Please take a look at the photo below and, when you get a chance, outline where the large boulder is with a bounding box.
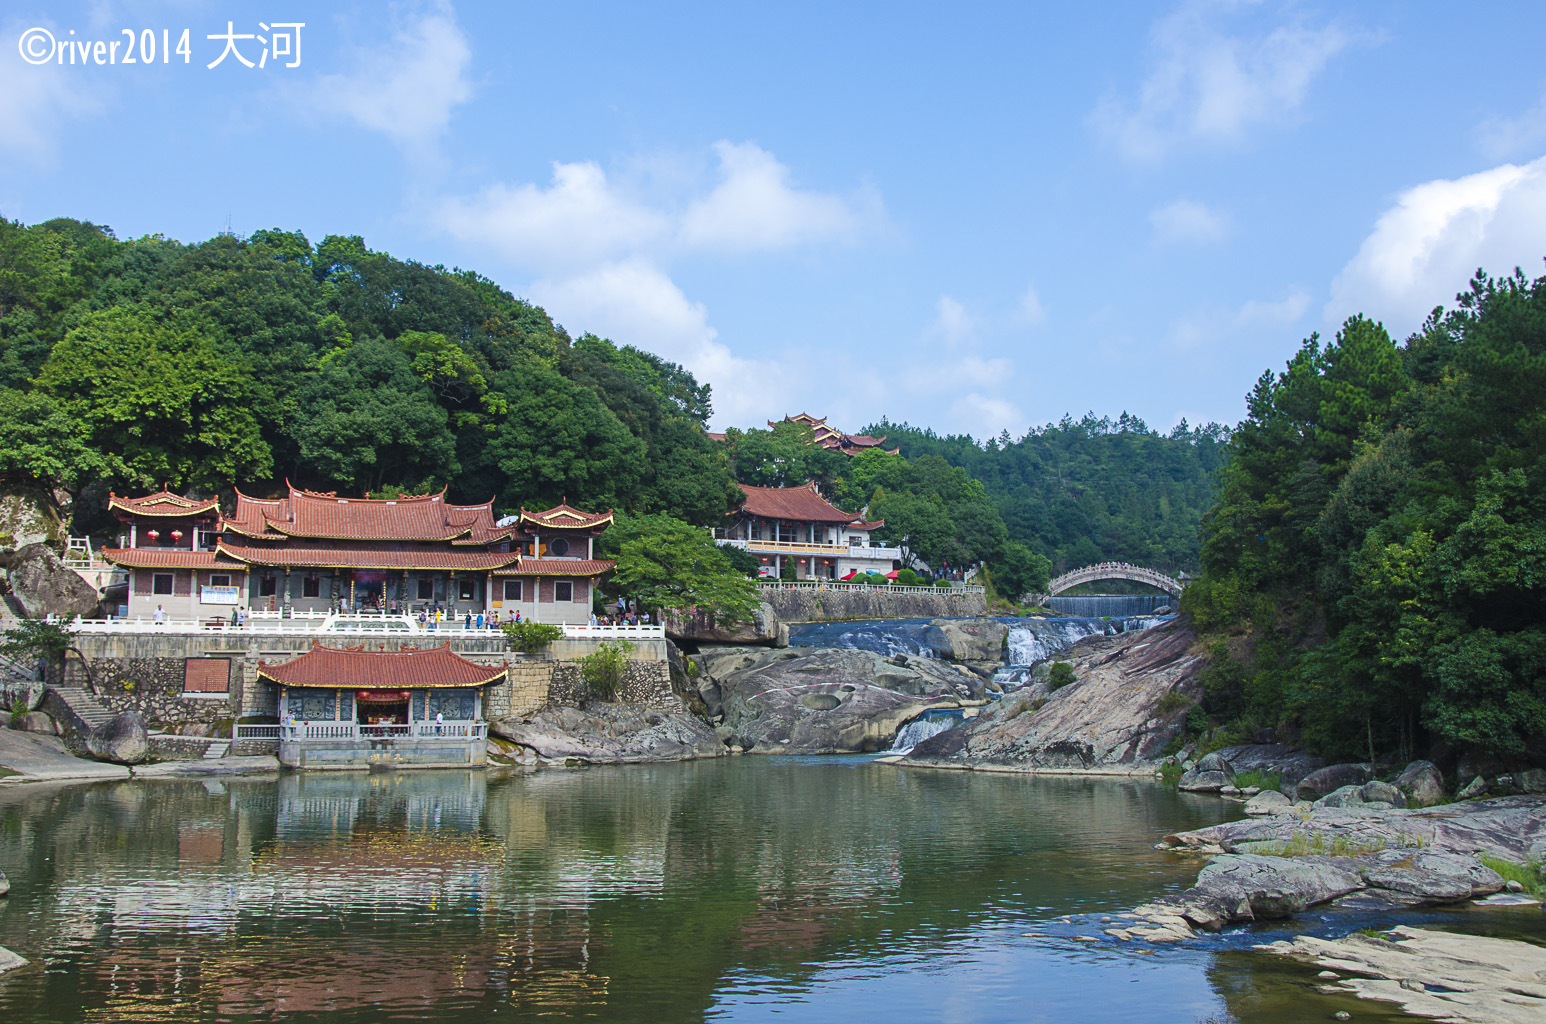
[1393,760,1446,808]
[906,616,1205,771]
[0,482,66,551]
[492,703,725,763]
[1296,763,1374,801]
[698,646,974,754]
[1359,850,1503,903]
[1244,790,1293,815]
[923,618,1007,662]
[10,711,58,736]
[1514,768,1546,795]
[1208,743,1325,792]
[6,542,100,620]
[663,601,788,647]
[1196,854,1366,917]
[85,711,149,765]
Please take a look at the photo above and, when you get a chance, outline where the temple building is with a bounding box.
[771,413,899,456]
[102,484,614,623]
[716,482,901,579]
[259,643,500,768]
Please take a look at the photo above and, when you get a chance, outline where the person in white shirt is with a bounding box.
[435,710,444,735]
[153,605,165,625]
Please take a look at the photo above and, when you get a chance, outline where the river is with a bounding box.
[0,764,1418,1023]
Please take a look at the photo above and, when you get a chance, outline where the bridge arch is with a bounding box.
[1038,562,1186,602]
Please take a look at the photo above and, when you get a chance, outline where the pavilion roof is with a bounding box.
[492,558,616,577]
[258,642,507,690]
[101,549,242,569]
[108,490,220,519]
[215,541,519,571]
[224,483,517,544]
[733,482,863,523]
[517,503,614,531]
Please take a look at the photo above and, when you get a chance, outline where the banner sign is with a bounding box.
[200,585,240,604]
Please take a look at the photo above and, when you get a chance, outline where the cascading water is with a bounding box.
[787,613,1173,692]
[991,614,1169,688]
[787,618,945,657]
[1047,594,1172,617]
[888,709,964,754]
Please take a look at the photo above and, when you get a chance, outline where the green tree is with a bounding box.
[33,305,272,491]
[606,513,760,624]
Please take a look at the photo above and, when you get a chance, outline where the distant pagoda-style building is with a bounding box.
[772,413,899,456]
[102,484,614,623]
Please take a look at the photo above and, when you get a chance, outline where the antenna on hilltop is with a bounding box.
[219,210,235,238]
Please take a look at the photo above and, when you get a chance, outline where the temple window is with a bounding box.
[550,537,570,556]
[555,580,573,602]
[302,576,321,598]
[458,579,475,601]
[417,578,434,601]
[153,573,174,595]
[210,574,231,589]
[260,576,277,597]
[503,580,522,601]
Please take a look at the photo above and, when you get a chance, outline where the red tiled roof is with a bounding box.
[101,549,243,569]
[108,491,219,518]
[224,483,516,544]
[216,541,519,571]
[734,482,862,523]
[493,558,615,577]
[518,503,614,531]
[847,519,885,531]
[258,643,507,690]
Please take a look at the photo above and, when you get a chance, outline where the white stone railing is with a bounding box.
[279,721,488,741]
[233,724,281,740]
[46,617,664,640]
[757,580,984,596]
[716,537,904,560]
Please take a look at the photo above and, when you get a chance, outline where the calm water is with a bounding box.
[0,762,1435,1023]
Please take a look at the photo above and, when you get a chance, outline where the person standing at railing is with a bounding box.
[153,605,165,626]
[464,611,472,630]
[435,710,444,735]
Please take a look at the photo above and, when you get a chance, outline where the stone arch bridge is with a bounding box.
[1032,562,1186,605]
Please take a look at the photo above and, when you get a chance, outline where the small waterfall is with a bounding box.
[1047,594,1172,617]
[998,614,1168,678]
[888,709,964,754]
[788,618,944,657]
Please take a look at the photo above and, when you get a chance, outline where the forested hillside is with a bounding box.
[0,217,741,537]
[867,415,1229,574]
[1183,269,1546,766]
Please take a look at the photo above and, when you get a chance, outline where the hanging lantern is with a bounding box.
[146,529,160,541]
[170,529,184,541]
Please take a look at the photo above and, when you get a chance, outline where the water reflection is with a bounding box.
[0,762,1441,1023]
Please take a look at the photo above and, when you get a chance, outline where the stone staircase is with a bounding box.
[202,740,229,759]
[51,687,114,731]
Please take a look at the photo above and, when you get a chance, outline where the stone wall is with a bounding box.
[760,587,987,623]
[65,631,671,726]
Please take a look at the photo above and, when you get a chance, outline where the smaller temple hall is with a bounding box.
[260,642,503,769]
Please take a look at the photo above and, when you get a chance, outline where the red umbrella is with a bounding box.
[883,570,900,580]
[839,570,859,581]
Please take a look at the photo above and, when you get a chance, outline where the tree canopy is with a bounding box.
[1183,268,1546,765]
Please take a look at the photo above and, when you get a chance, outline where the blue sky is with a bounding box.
[5,1,1546,437]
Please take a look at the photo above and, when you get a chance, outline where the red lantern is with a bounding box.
[170,529,184,541]
[146,529,160,541]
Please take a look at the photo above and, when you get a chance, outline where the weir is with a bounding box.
[1046,594,1172,617]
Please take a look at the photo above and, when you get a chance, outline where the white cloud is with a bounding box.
[529,259,794,428]
[678,141,874,251]
[1170,288,1310,349]
[438,162,669,271]
[1092,0,1352,162]
[1476,93,1546,161]
[1327,156,1546,334]
[1150,198,1231,243]
[0,20,105,161]
[947,393,1025,440]
[1016,283,1046,325]
[932,295,975,347]
[312,1,473,152]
